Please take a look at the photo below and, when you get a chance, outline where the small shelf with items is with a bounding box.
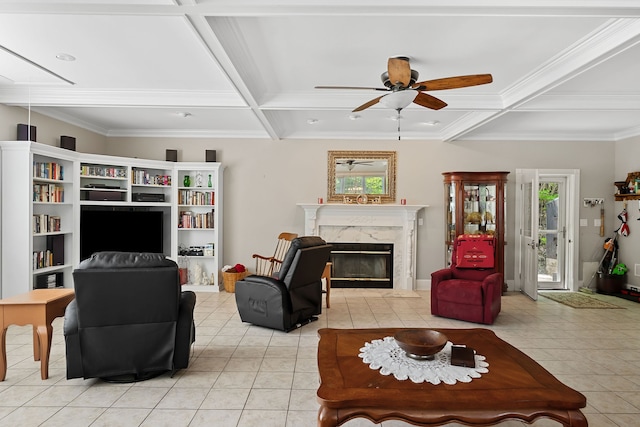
[614,173,640,201]
[80,162,128,203]
[131,166,172,205]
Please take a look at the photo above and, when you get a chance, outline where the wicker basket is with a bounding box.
[222,271,248,293]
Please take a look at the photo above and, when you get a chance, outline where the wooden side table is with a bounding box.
[322,262,331,308]
[0,288,75,381]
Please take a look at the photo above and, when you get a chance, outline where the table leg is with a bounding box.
[32,325,40,361]
[35,324,53,380]
[322,262,331,309]
[317,405,338,427]
[0,327,7,381]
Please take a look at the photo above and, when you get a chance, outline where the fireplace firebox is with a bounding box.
[329,242,393,288]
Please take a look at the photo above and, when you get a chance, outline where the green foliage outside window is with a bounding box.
[336,175,385,194]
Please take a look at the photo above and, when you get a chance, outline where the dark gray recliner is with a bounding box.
[64,252,196,382]
[235,236,331,332]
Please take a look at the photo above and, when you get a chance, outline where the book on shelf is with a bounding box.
[33,214,61,234]
[33,250,55,269]
[178,190,215,205]
[132,169,171,186]
[178,209,214,229]
[33,161,64,180]
[33,183,64,203]
[34,272,63,289]
[32,235,64,268]
[81,165,126,178]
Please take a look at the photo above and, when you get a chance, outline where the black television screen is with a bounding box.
[80,209,164,260]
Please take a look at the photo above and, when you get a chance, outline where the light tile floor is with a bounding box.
[0,289,639,426]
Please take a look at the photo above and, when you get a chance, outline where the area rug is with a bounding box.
[539,292,624,309]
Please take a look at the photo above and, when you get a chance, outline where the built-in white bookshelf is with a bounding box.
[0,142,224,297]
[174,164,223,292]
[0,142,77,296]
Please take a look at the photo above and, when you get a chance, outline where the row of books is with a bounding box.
[33,161,64,180]
[33,250,58,270]
[179,210,214,229]
[81,165,126,178]
[33,214,61,234]
[33,184,64,203]
[132,170,171,186]
[34,272,63,289]
[178,190,215,206]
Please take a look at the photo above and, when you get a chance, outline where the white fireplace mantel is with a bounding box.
[298,203,427,290]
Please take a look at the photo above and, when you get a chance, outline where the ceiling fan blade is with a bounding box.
[353,96,383,112]
[413,74,493,91]
[315,85,388,91]
[413,92,447,110]
[387,57,411,87]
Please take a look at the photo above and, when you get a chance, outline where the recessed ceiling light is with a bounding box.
[423,120,440,126]
[348,114,361,120]
[55,53,76,61]
[176,112,192,118]
[307,118,318,125]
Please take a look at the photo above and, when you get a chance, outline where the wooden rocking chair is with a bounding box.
[252,232,298,277]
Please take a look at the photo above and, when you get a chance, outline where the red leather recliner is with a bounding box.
[431,236,502,324]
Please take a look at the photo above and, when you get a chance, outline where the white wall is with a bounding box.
[0,104,108,153]
[104,136,616,288]
[614,135,640,288]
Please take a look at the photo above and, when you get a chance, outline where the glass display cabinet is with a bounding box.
[443,171,509,290]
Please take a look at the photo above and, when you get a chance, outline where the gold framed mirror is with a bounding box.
[327,150,396,203]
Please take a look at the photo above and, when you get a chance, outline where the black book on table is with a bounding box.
[450,346,476,368]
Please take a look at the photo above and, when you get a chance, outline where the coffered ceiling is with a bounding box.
[1,1,640,141]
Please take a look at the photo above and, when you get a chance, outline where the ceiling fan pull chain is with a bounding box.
[397,108,402,141]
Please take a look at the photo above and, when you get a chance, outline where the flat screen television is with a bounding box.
[80,208,164,260]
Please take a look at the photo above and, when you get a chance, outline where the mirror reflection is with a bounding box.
[327,151,396,203]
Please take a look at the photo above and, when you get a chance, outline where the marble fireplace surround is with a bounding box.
[298,204,427,290]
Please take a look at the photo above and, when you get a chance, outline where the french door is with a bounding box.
[516,169,579,299]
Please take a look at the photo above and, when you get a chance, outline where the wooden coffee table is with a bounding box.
[317,328,587,427]
[0,288,75,381]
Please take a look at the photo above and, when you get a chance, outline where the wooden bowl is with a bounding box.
[394,329,448,360]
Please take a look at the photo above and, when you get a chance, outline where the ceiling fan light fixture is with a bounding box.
[380,90,418,110]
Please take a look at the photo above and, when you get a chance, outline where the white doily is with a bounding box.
[359,337,489,385]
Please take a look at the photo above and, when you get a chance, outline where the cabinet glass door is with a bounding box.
[463,183,497,237]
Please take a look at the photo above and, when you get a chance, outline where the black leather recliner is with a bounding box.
[64,252,196,382]
[235,236,332,332]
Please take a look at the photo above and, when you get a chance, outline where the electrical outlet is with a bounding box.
[635,264,640,277]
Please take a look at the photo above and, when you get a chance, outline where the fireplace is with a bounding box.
[329,242,393,288]
[298,203,427,290]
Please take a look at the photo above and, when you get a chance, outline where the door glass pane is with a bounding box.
[538,182,560,283]
[524,182,532,236]
[463,183,497,236]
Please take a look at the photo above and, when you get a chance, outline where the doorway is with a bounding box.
[537,177,566,290]
[515,169,580,299]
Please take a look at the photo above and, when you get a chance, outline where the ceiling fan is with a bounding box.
[337,159,373,171]
[315,56,493,113]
